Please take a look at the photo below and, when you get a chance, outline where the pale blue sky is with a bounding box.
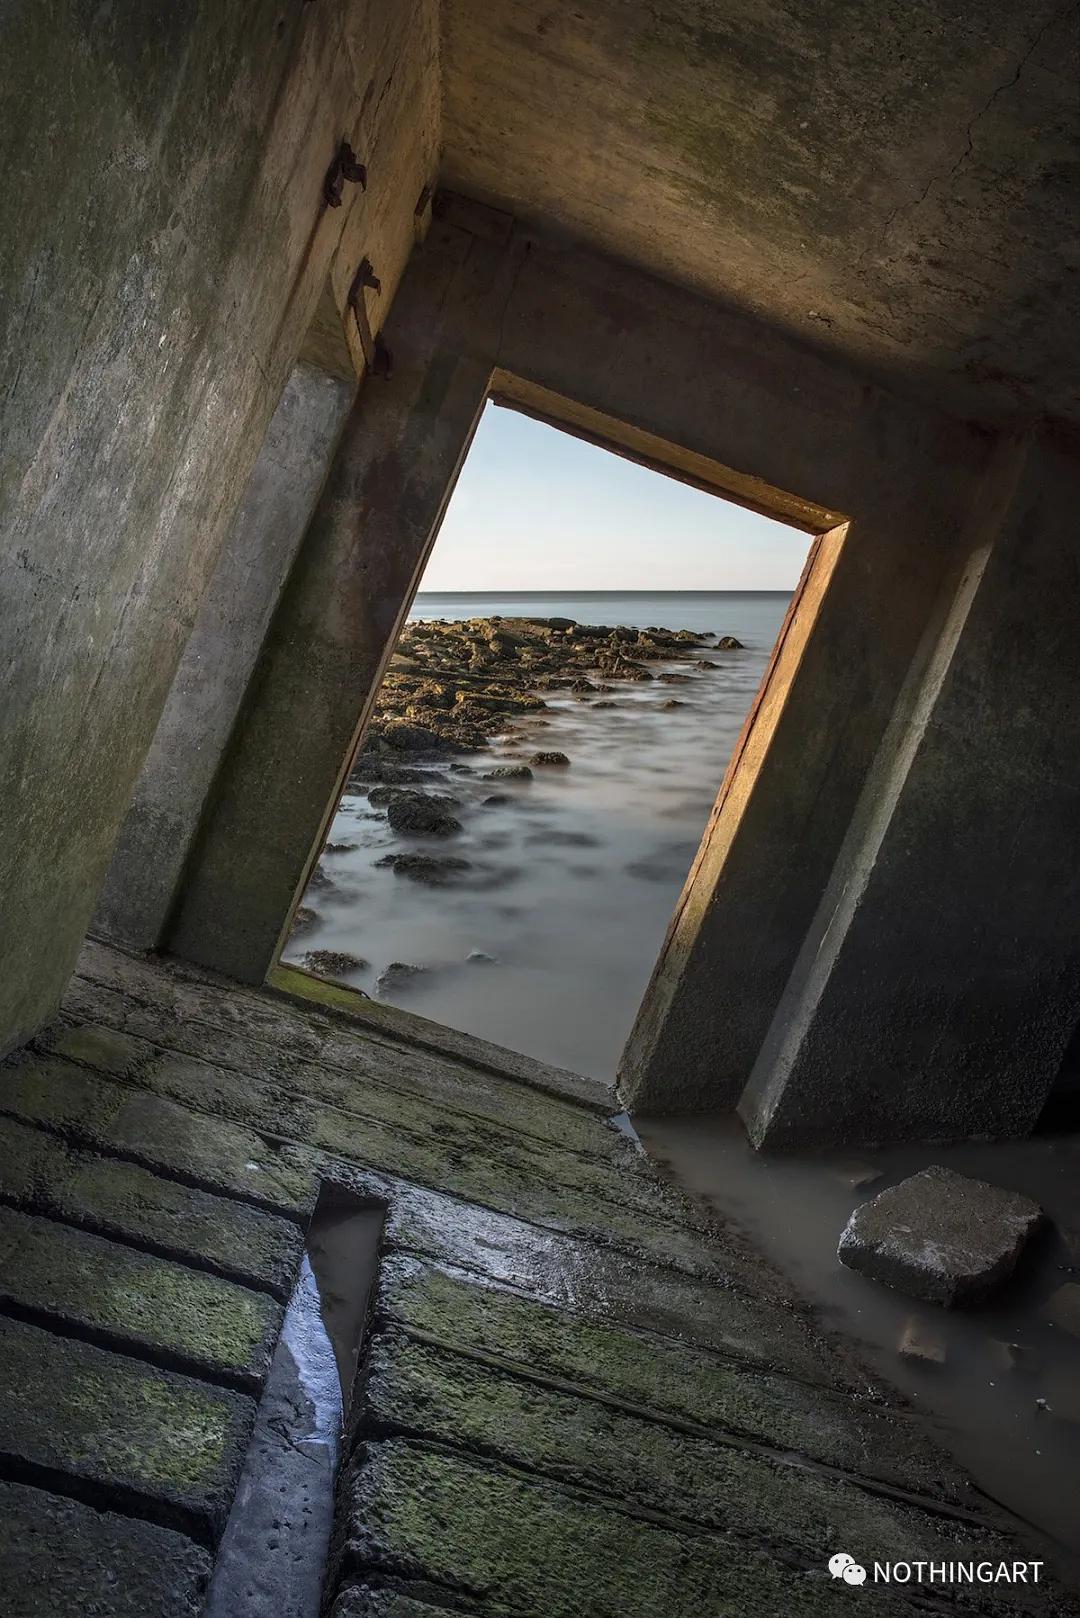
[421,402,810,591]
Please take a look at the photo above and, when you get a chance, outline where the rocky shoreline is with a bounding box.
[289,615,743,980]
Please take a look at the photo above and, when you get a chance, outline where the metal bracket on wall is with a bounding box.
[324,140,367,209]
[347,258,387,375]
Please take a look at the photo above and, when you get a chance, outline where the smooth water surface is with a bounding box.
[284,591,791,1080]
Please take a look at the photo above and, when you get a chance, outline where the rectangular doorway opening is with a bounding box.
[279,396,825,1085]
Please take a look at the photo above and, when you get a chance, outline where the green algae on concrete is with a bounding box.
[0,1114,304,1297]
[0,1477,211,1618]
[0,1315,254,1535]
[47,1020,773,1288]
[374,1253,965,1499]
[0,1049,316,1216]
[337,1438,919,1618]
[358,1334,1005,1572]
[0,1206,281,1387]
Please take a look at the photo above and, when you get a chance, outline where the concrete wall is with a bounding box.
[740,426,1080,1147]
[0,0,438,1055]
[166,224,498,981]
[93,362,355,952]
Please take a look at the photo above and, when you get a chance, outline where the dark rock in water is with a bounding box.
[307,864,333,889]
[375,853,471,885]
[484,764,533,781]
[568,678,594,693]
[542,616,576,630]
[368,784,459,810]
[716,635,744,649]
[531,751,570,767]
[303,949,368,976]
[290,905,319,935]
[592,700,617,709]
[662,699,685,709]
[385,793,463,837]
[838,1166,1045,1306]
[349,756,426,785]
[376,961,427,995]
[324,841,358,854]
[467,949,498,964]
[482,793,512,806]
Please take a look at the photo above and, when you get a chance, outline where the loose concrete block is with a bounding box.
[0,1206,281,1388]
[0,1478,211,1617]
[374,1254,963,1498]
[337,1439,919,1618]
[0,1115,304,1298]
[358,1332,989,1548]
[0,1316,255,1537]
[838,1167,1044,1305]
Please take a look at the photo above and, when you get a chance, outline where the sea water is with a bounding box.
[283,590,790,1080]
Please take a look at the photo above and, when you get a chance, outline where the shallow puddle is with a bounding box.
[637,1111,1080,1572]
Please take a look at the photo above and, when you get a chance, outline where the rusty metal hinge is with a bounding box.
[324,141,367,209]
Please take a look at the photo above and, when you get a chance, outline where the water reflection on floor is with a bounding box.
[284,633,778,1079]
[637,1111,1080,1573]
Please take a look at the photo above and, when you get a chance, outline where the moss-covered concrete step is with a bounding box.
[38,1021,775,1291]
[336,1439,923,1618]
[0,1049,316,1218]
[0,1205,281,1388]
[357,1335,1006,1573]
[372,1254,963,1499]
[74,939,615,1114]
[0,1316,255,1539]
[65,969,616,1155]
[324,1169,860,1388]
[0,1114,304,1297]
[0,1477,211,1617]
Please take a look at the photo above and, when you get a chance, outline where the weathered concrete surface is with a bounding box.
[0,0,438,1057]
[331,1591,449,1618]
[373,1254,960,1496]
[166,225,495,984]
[0,1049,317,1219]
[443,0,1080,427]
[0,1116,304,1297]
[2,942,1070,1611]
[0,1315,255,1538]
[358,1333,999,1558]
[94,362,355,952]
[268,961,616,1112]
[740,429,1080,1147]
[838,1167,1045,1306]
[0,1205,281,1387]
[38,1015,764,1287]
[335,1439,922,1618]
[0,1478,211,1618]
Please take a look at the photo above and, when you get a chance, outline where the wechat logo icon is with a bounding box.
[829,1553,868,1586]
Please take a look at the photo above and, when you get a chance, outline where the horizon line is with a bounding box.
[414,585,795,594]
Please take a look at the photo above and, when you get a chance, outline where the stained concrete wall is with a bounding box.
[0,0,438,1056]
[165,224,498,981]
[161,195,989,1072]
[93,362,355,953]
[740,426,1080,1148]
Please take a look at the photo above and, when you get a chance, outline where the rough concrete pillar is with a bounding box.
[92,363,355,953]
[738,427,1080,1148]
[165,225,492,982]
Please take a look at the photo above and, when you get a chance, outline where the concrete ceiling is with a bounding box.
[441,0,1080,425]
